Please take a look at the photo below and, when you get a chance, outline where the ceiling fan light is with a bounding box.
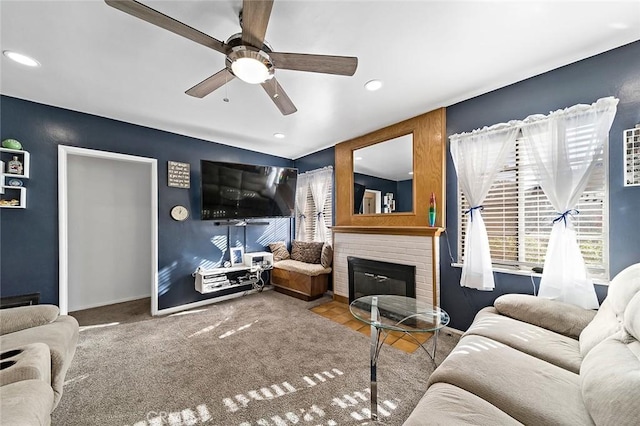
[232,57,270,84]
[228,46,274,85]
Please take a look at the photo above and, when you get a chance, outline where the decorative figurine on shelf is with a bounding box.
[7,156,23,175]
[429,192,437,227]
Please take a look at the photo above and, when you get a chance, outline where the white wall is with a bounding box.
[67,155,151,311]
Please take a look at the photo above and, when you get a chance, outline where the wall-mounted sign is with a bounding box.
[168,161,190,188]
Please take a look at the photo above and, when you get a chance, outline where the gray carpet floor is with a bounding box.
[53,290,459,425]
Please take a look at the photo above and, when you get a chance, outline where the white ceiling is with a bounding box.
[354,133,413,181]
[1,1,639,160]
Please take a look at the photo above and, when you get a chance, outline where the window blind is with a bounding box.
[458,134,608,279]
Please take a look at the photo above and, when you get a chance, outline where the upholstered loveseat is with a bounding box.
[404,263,640,425]
[0,304,79,425]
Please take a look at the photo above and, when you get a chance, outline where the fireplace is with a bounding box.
[347,257,416,303]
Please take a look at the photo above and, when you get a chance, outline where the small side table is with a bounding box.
[349,295,450,421]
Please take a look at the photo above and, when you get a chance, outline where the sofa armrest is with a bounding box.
[0,305,60,335]
[494,294,596,339]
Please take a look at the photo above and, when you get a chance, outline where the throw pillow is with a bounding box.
[321,244,333,268]
[291,240,324,264]
[268,241,290,261]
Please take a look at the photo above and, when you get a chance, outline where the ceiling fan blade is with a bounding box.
[186,69,234,98]
[241,0,274,48]
[261,77,297,115]
[270,52,358,76]
[105,0,227,54]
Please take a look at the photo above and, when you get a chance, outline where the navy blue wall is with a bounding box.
[442,40,640,330]
[0,96,294,310]
[294,146,334,173]
[353,173,396,207]
[396,179,413,212]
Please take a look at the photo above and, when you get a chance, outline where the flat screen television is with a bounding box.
[201,160,297,220]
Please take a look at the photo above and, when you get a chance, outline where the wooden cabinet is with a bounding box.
[271,267,329,301]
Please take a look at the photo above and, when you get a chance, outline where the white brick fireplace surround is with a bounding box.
[333,230,441,307]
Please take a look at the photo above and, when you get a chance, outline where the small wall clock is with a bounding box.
[170,205,189,221]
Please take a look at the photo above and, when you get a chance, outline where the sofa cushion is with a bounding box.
[320,244,333,268]
[273,260,331,277]
[580,263,640,356]
[404,382,523,426]
[624,292,640,341]
[290,240,323,264]
[580,332,640,425]
[0,305,59,335]
[0,315,79,408]
[0,379,54,425]
[268,241,290,261]
[0,342,51,387]
[428,335,593,426]
[464,307,582,373]
[494,294,596,339]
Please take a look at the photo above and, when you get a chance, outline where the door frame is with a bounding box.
[364,189,382,214]
[58,146,158,315]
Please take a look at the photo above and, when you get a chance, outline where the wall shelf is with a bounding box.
[624,125,640,186]
[0,148,30,179]
[0,148,30,208]
[194,263,271,294]
[0,187,26,208]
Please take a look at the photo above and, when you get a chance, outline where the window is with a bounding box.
[297,170,333,244]
[458,134,608,280]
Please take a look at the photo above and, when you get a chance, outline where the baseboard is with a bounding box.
[333,294,348,304]
[155,287,273,316]
[70,294,150,313]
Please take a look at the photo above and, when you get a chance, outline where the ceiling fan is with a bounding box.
[105,0,358,115]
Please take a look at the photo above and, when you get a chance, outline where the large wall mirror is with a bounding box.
[334,107,446,228]
[353,134,413,214]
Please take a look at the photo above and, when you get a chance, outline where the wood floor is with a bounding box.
[310,299,433,354]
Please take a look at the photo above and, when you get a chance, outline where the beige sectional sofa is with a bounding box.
[0,305,79,425]
[404,263,640,425]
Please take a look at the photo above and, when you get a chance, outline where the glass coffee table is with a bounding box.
[349,295,450,421]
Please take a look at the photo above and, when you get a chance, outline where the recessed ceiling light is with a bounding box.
[408,171,414,175]
[3,50,40,67]
[610,22,629,30]
[355,156,363,161]
[364,80,383,91]
[273,133,285,139]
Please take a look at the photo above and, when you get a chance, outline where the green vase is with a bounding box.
[2,139,22,150]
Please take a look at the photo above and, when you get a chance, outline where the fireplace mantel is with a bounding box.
[332,226,444,237]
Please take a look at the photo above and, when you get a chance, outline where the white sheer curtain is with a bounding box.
[521,96,618,309]
[451,124,519,290]
[308,167,333,243]
[294,173,309,240]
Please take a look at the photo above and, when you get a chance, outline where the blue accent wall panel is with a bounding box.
[0,96,294,310]
[396,179,413,212]
[353,173,397,202]
[442,40,640,330]
[294,146,335,173]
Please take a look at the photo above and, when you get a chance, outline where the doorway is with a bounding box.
[363,190,381,214]
[58,146,158,315]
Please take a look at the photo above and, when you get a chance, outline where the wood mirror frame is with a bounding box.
[335,107,446,228]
